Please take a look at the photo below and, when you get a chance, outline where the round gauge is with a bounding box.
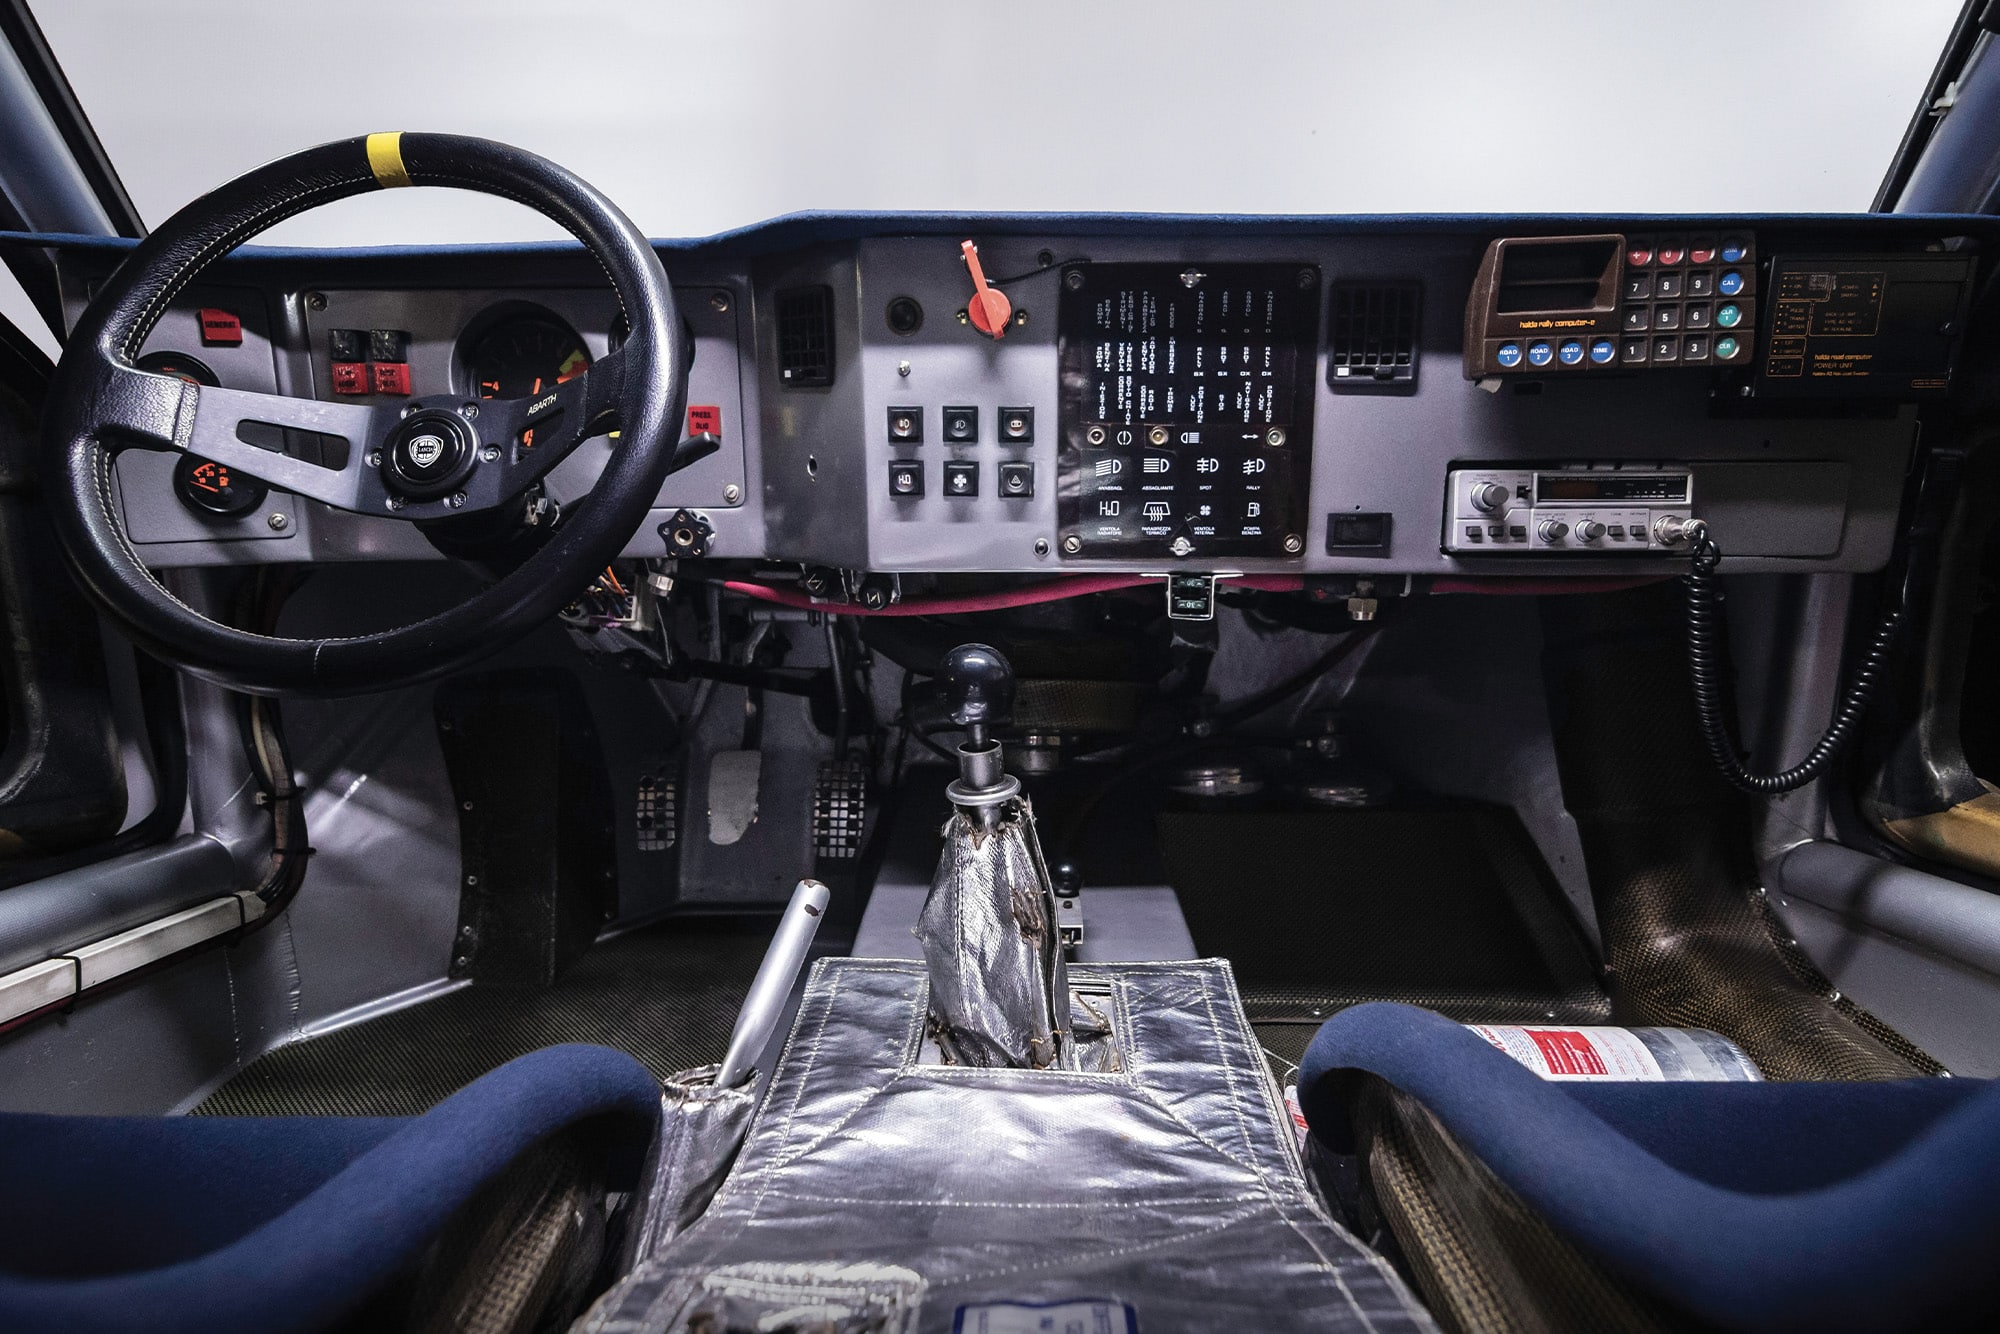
[135,350,219,387]
[464,315,590,400]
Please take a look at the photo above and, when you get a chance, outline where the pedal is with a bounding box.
[813,760,868,861]
[635,765,678,852]
[707,749,762,846]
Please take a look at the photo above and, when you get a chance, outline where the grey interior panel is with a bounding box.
[1767,840,2000,1075]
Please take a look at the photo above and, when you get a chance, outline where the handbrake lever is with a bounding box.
[717,878,831,1087]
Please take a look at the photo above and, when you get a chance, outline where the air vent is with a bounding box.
[776,285,835,388]
[1327,283,1421,394]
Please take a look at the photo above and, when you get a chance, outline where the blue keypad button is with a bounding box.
[1496,342,1523,368]
[1720,238,1748,263]
[1590,338,1617,364]
[1715,335,1741,360]
[1527,341,1554,367]
[1717,270,1745,296]
[1558,340,1585,366]
[1715,303,1742,329]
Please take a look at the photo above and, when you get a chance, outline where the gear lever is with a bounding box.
[940,643,1020,832]
[914,644,1072,1069]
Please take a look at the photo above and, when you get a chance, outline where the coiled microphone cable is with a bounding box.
[1683,522,1904,794]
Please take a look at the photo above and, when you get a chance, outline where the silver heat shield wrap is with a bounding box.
[912,801,1071,1069]
[619,1065,758,1267]
[577,958,1436,1333]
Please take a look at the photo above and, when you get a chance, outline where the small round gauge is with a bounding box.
[464,315,590,400]
[135,350,219,387]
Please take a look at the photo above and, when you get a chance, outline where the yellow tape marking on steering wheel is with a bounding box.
[366,133,412,189]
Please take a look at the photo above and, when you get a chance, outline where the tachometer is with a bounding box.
[465,315,590,400]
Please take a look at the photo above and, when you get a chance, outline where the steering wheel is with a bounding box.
[43,133,697,695]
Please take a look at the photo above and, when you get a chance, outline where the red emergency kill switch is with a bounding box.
[196,308,242,346]
[331,363,368,395]
[687,404,722,437]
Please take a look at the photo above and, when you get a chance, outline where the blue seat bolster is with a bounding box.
[0,1042,662,1334]
[1299,1002,2000,1332]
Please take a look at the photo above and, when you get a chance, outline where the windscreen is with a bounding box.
[20,0,1970,247]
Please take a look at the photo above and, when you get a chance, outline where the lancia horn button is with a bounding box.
[383,409,477,501]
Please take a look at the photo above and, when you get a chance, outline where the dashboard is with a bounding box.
[29,212,1992,578]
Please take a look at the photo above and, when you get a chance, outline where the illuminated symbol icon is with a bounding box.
[521,427,537,450]
[1143,457,1170,474]
[1241,458,1267,475]
[1116,429,1133,446]
[1097,499,1121,517]
[1142,501,1171,521]
[191,461,226,493]
[1244,501,1261,518]
[950,472,970,492]
[1197,503,1213,517]
[408,434,446,468]
[1093,458,1124,477]
[1195,457,1221,474]
[1170,536,1194,556]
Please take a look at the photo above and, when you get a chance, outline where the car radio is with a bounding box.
[1444,465,1697,553]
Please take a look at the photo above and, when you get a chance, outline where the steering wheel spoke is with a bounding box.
[485,344,626,485]
[164,375,390,512]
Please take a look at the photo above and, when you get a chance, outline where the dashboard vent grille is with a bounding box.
[1327,282,1421,394]
[776,285,835,388]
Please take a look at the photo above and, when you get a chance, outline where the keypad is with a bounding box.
[1621,233,1756,367]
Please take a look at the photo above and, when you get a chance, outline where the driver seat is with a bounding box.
[1300,1003,2000,1332]
[0,1043,661,1334]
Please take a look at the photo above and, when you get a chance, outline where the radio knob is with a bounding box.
[1537,519,1570,544]
[1575,520,1606,542]
[1470,482,1510,513]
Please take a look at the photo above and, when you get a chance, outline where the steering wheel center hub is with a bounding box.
[383,409,477,500]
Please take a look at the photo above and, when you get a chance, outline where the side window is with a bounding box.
[1866,447,2000,876]
[0,316,130,867]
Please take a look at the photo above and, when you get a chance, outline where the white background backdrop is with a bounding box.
[3,0,1966,353]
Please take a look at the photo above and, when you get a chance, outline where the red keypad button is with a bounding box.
[1658,244,1686,266]
[331,362,368,395]
[197,308,243,346]
[1689,245,1717,265]
[369,361,411,396]
[687,404,722,437]
[1627,245,1655,267]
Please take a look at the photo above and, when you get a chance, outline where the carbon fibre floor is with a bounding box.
[1157,806,1612,1083]
[195,919,768,1117]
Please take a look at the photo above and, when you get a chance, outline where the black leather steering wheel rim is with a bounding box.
[43,132,688,696]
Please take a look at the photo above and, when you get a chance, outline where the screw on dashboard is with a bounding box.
[723,483,742,504]
[305,292,327,311]
[1064,269,1086,291]
[267,513,288,531]
[709,292,731,313]
[1284,534,1304,554]
[1062,535,1083,554]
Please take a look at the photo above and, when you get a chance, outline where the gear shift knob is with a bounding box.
[940,643,1014,746]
